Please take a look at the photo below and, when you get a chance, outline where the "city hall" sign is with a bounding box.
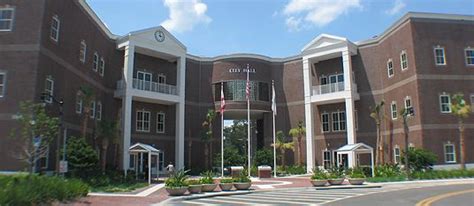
[228,67,256,73]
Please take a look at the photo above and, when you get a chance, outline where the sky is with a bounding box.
[87,0,473,58]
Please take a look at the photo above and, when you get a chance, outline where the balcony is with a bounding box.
[310,82,359,104]
[116,79,178,95]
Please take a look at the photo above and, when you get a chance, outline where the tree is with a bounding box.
[401,148,437,172]
[370,100,385,165]
[289,121,305,166]
[78,86,95,139]
[272,130,294,167]
[10,101,59,174]
[66,136,99,178]
[450,93,471,170]
[400,107,411,177]
[201,109,217,169]
[97,120,119,172]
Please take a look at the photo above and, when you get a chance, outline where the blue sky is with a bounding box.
[87,0,473,58]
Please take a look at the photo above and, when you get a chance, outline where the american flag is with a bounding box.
[246,64,250,101]
[272,80,277,116]
[220,82,225,114]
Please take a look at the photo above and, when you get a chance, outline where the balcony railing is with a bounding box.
[312,82,357,95]
[116,79,178,95]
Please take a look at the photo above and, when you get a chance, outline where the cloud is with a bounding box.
[161,0,211,33]
[385,0,406,15]
[282,0,361,31]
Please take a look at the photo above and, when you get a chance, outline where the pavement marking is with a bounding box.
[214,195,312,205]
[415,189,474,206]
[181,200,213,205]
[186,197,254,205]
[243,193,333,201]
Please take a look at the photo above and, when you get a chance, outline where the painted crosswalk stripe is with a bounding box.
[186,197,254,205]
[246,193,351,199]
[242,193,331,201]
[181,200,215,205]
[213,195,312,205]
[259,191,358,197]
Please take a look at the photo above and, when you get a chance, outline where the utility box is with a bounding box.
[258,166,272,178]
[230,166,244,178]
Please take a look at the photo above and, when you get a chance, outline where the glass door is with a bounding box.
[137,71,152,91]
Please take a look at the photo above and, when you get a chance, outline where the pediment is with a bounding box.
[301,34,348,52]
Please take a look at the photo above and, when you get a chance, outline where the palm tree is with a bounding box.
[272,130,295,167]
[289,121,305,166]
[370,100,385,165]
[97,120,119,172]
[78,86,95,139]
[451,93,471,170]
[201,109,217,169]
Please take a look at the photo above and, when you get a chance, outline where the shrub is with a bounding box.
[327,167,345,179]
[199,171,215,184]
[66,137,99,178]
[253,148,274,168]
[311,168,327,180]
[233,170,251,183]
[213,147,247,168]
[219,178,234,184]
[402,148,437,172]
[349,167,366,179]
[186,179,201,186]
[374,164,402,177]
[165,170,189,188]
[277,165,306,176]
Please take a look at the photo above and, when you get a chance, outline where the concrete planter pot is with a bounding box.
[233,182,252,190]
[310,179,328,187]
[187,185,202,194]
[348,178,366,185]
[219,183,234,191]
[328,178,344,185]
[201,184,217,192]
[166,187,188,196]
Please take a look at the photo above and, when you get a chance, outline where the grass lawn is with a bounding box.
[90,182,149,193]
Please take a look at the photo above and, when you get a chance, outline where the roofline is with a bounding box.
[78,0,119,40]
[356,12,474,46]
[186,53,302,63]
[117,26,187,51]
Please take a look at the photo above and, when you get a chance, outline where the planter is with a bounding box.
[233,182,252,190]
[201,184,218,192]
[348,178,366,185]
[310,179,328,187]
[166,187,188,196]
[188,185,202,194]
[328,178,344,185]
[219,183,234,191]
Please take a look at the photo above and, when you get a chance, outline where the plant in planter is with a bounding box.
[310,168,328,187]
[186,179,202,194]
[219,178,234,191]
[327,167,345,185]
[348,167,366,185]
[232,171,252,190]
[165,170,189,196]
[200,171,217,192]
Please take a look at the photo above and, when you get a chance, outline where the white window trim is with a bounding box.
[50,15,60,42]
[45,77,54,103]
[136,110,151,132]
[387,58,394,78]
[75,96,83,114]
[393,145,401,164]
[322,149,332,169]
[408,143,415,150]
[129,154,136,169]
[90,101,96,119]
[79,40,87,63]
[40,146,50,169]
[0,8,15,32]
[96,101,102,120]
[93,52,99,72]
[157,74,166,84]
[321,112,330,133]
[0,72,6,97]
[433,46,446,66]
[400,50,408,71]
[465,47,474,66]
[439,93,452,113]
[443,143,456,163]
[99,57,105,76]
[391,101,398,120]
[404,96,413,117]
[332,110,346,132]
[156,112,165,133]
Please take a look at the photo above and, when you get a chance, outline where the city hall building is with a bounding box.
[0,0,473,174]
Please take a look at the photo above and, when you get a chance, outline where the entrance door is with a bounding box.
[137,71,152,91]
[257,119,264,149]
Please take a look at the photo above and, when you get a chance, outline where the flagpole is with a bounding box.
[221,82,224,177]
[272,80,277,178]
[247,64,251,177]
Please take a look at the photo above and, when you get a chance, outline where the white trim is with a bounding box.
[393,145,401,164]
[79,40,87,63]
[156,112,165,133]
[0,7,15,32]
[0,72,6,97]
[75,93,83,114]
[50,15,60,42]
[90,101,96,119]
[433,46,446,66]
[404,96,413,116]
[443,142,456,163]
[44,77,54,103]
[157,74,166,84]
[322,149,332,169]
[391,101,398,120]
[93,52,99,72]
[387,58,394,78]
[136,110,151,132]
[400,50,408,71]
[465,47,474,66]
[99,57,105,76]
[439,93,452,113]
[331,110,346,132]
[321,112,330,133]
[96,101,102,120]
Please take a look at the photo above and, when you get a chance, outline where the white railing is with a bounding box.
[312,82,357,95]
[116,79,178,95]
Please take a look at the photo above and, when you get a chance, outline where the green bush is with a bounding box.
[311,168,327,180]
[213,147,247,169]
[277,165,306,176]
[66,137,99,178]
[411,169,474,180]
[233,170,251,183]
[220,178,234,183]
[402,148,437,172]
[348,167,366,178]
[374,164,402,177]
[199,171,215,184]
[186,179,201,186]
[0,175,88,205]
[253,148,274,168]
[327,167,345,179]
[165,170,189,188]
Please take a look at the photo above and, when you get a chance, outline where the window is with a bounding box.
[0,8,14,31]
[465,48,474,66]
[129,154,136,169]
[434,46,446,65]
[409,143,415,150]
[400,50,408,70]
[90,101,96,119]
[0,72,5,97]
[136,110,150,132]
[215,80,268,102]
[332,111,345,132]
[439,94,451,113]
[323,150,332,169]
[93,52,99,72]
[157,112,165,133]
[444,143,456,163]
[99,57,105,76]
[321,113,329,132]
[158,74,166,84]
[320,76,328,85]
[79,40,87,63]
[405,96,413,116]
[393,146,401,164]
[75,93,82,114]
[44,77,54,103]
[50,15,60,42]
[38,146,49,169]
[387,59,394,78]
[391,102,397,120]
[96,101,102,120]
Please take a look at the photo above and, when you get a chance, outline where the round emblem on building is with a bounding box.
[154,30,165,42]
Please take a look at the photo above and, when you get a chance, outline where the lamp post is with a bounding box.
[41,92,65,175]
[401,107,414,179]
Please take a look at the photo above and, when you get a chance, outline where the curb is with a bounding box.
[371,178,474,185]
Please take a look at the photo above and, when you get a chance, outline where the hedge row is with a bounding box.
[0,174,89,205]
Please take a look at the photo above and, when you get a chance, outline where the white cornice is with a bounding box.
[186,53,301,63]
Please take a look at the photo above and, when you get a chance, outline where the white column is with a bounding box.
[342,47,357,168]
[175,56,186,170]
[302,58,314,173]
[122,45,135,171]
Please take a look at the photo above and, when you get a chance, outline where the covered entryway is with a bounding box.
[129,143,164,184]
[335,143,374,177]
